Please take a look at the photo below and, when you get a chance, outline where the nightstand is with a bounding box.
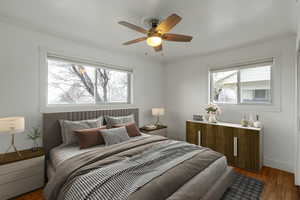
[140,125,168,137]
[0,148,45,200]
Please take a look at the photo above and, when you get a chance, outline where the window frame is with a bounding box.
[40,48,133,112]
[209,58,274,105]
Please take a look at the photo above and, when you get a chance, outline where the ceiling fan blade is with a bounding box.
[118,21,148,34]
[156,14,182,34]
[162,33,193,42]
[122,37,147,45]
[153,44,162,52]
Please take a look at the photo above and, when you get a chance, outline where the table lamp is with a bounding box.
[152,108,165,126]
[0,117,25,160]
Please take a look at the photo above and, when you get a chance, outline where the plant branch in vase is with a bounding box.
[27,127,41,152]
[205,103,222,123]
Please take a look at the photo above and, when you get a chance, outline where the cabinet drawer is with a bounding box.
[148,129,167,137]
[0,164,43,185]
[0,174,44,200]
[0,156,44,175]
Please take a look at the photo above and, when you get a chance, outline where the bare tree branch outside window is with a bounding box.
[47,59,129,105]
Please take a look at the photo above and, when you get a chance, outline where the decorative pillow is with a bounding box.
[113,123,141,137]
[59,117,103,145]
[74,126,107,149]
[100,127,130,145]
[105,114,135,128]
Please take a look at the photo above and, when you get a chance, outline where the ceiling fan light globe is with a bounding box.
[146,36,162,47]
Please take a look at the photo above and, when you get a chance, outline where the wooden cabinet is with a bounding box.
[186,120,262,172]
[0,148,45,200]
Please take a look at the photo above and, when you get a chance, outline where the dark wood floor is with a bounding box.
[14,166,300,200]
[235,167,300,200]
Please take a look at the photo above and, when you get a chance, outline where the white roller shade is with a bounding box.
[47,53,133,73]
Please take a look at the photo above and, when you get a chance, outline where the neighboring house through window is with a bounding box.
[210,58,273,105]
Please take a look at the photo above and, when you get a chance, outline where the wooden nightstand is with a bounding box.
[0,148,45,200]
[140,125,168,137]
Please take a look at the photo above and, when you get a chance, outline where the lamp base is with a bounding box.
[0,134,22,161]
[155,116,164,126]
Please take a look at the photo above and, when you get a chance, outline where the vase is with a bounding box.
[208,113,217,123]
[31,140,39,152]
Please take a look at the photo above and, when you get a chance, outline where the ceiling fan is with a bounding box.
[118,13,193,52]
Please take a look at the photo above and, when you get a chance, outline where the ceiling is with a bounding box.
[0,0,297,61]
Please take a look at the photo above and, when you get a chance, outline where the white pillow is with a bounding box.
[59,117,103,145]
[100,127,130,145]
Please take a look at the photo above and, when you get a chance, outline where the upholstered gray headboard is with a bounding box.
[42,108,139,160]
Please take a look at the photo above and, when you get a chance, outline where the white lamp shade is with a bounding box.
[152,108,165,116]
[0,117,25,134]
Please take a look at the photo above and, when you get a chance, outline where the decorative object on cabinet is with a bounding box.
[0,117,25,160]
[186,120,262,172]
[240,114,249,127]
[140,125,167,137]
[193,114,203,121]
[205,103,221,123]
[248,114,255,127]
[0,148,44,200]
[253,115,263,128]
[152,108,165,126]
[27,127,41,152]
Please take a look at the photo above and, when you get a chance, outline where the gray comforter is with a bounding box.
[44,135,223,200]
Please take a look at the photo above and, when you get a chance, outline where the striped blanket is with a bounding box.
[63,141,202,200]
[44,135,223,200]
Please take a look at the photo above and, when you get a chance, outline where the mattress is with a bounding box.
[47,160,55,180]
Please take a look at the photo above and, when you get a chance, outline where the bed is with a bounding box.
[43,108,235,200]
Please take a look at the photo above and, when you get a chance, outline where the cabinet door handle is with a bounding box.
[198,130,201,146]
[233,137,238,157]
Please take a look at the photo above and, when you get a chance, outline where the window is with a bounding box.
[210,59,273,105]
[47,56,132,105]
[211,69,238,104]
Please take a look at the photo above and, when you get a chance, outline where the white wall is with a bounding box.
[164,36,297,172]
[295,0,300,185]
[296,51,300,184]
[0,21,165,152]
[297,1,300,51]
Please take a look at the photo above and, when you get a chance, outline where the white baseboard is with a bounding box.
[264,158,294,173]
